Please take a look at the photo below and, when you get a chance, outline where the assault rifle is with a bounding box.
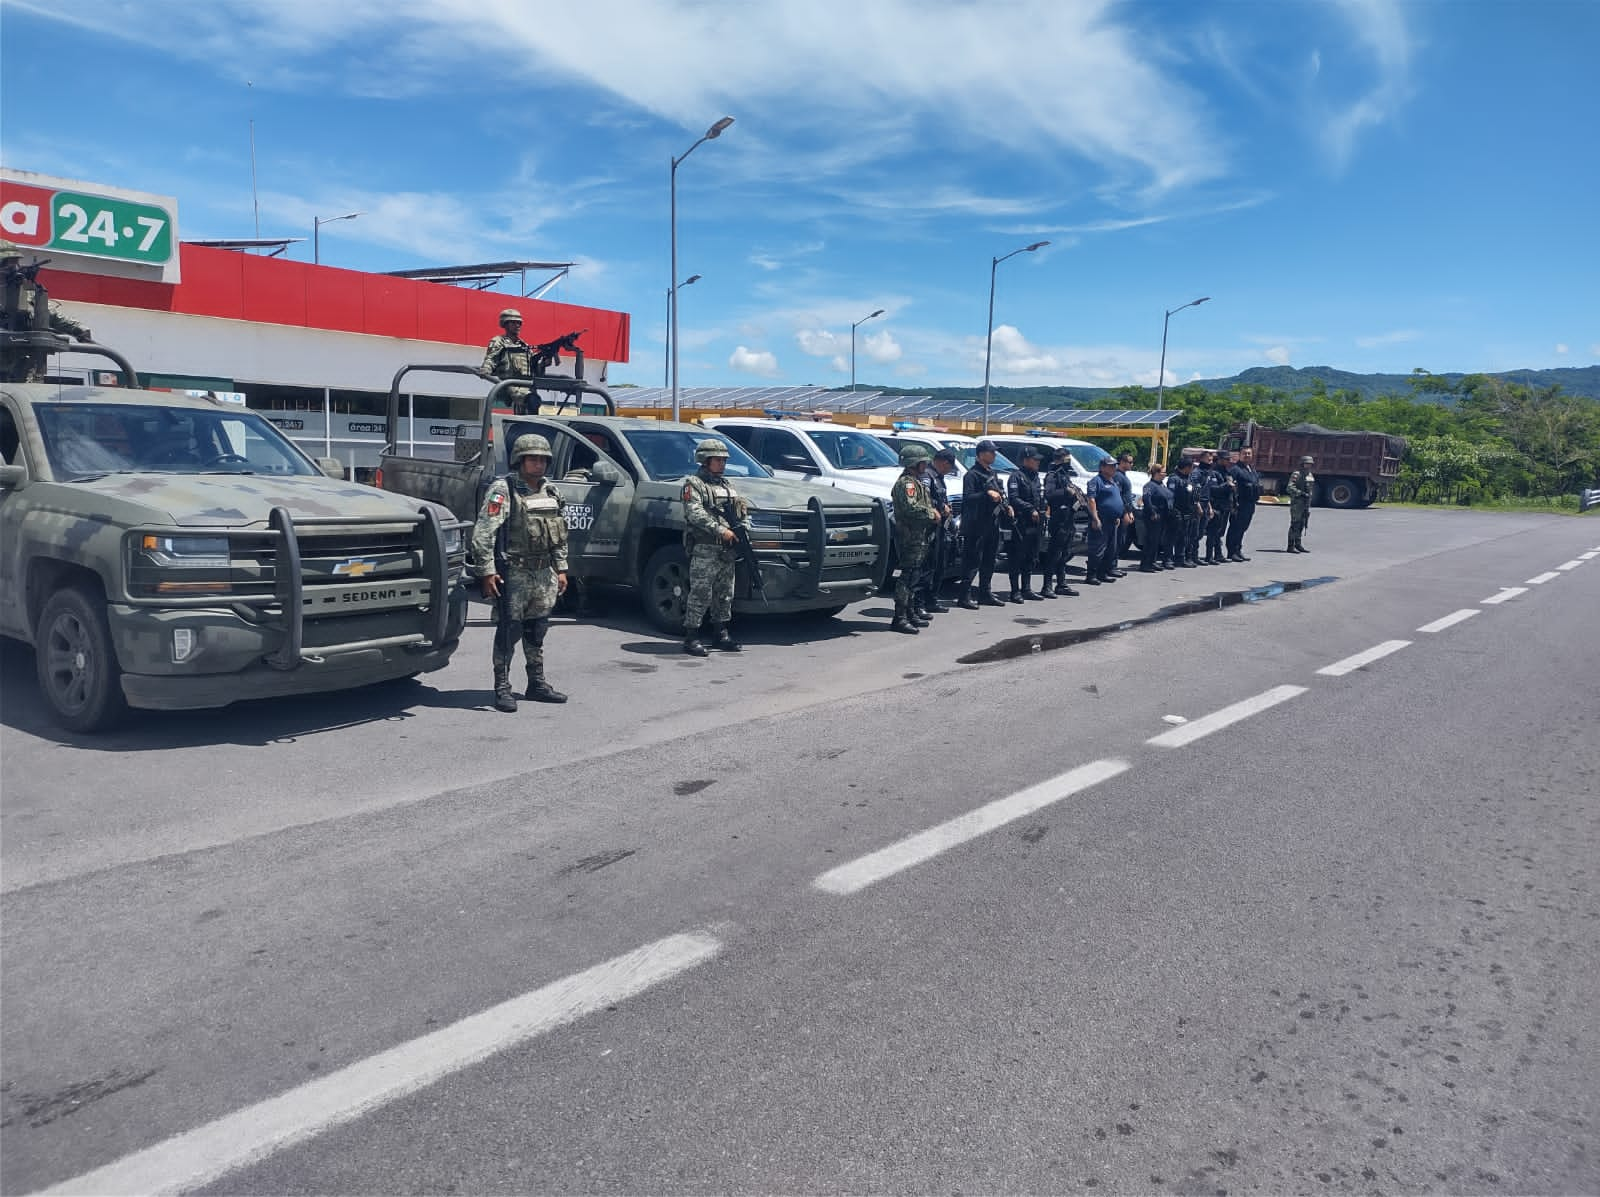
[721,502,769,606]
[531,329,586,377]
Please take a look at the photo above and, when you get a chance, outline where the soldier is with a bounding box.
[680,438,749,655]
[1138,462,1171,572]
[1166,457,1199,567]
[1042,445,1081,597]
[478,308,535,412]
[958,439,1009,609]
[915,447,958,618]
[1005,445,1047,601]
[471,434,570,712]
[1286,454,1315,553]
[1225,446,1262,561]
[890,443,942,633]
[1204,448,1236,563]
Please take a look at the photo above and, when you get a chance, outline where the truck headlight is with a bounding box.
[139,534,231,569]
[442,524,464,555]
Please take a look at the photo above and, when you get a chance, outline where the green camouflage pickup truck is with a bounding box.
[375,368,889,631]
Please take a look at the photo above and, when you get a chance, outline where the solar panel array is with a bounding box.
[612,387,1181,427]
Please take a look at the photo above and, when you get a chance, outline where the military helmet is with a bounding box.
[498,308,524,327]
[509,433,553,464]
[898,443,933,467]
[1300,455,1315,465]
[695,437,730,463]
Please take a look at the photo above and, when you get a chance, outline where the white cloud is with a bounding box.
[1265,345,1292,365]
[748,254,782,272]
[1319,0,1416,170]
[795,329,845,358]
[1590,344,1600,358]
[863,330,902,364]
[1355,329,1420,348]
[986,325,1062,375]
[729,346,779,376]
[829,355,848,374]
[1555,343,1569,355]
[895,362,929,379]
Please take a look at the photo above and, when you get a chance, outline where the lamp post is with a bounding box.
[850,308,884,393]
[982,240,1049,433]
[312,211,362,264]
[671,116,734,420]
[1157,295,1210,409]
[665,274,702,387]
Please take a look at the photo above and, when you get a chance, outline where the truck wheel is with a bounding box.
[642,544,691,634]
[1323,477,1362,509]
[35,585,128,733]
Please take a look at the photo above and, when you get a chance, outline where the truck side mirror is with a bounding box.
[316,457,346,480]
[589,461,623,485]
[0,464,25,490]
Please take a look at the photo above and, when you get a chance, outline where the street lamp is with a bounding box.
[665,274,702,387]
[850,308,884,392]
[982,240,1049,433]
[1157,295,1210,409]
[671,116,734,420]
[313,211,362,265]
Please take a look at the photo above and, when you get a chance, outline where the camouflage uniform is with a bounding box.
[479,309,534,410]
[471,439,570,709]
[890,446,940,633]
[1286,459,1315,553]
[681,442,749,654]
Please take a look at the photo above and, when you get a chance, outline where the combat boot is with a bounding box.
[526,668,568,704]
[1021,587,1044,601]
[978,588,1006,607]
[956,584,980,611]
[1040,580,1057,598]
[683,626,709,656]
[890,601,921,634]
[711,623,742,652]
[908,603,931,627]
[927,594,951,614]
[493,667,518,713]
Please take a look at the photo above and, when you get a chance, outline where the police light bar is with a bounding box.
[892,420,920,430]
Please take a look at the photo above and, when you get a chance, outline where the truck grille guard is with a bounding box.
[265,505,452,670]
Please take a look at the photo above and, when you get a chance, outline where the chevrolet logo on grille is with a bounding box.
[829,530,852,543]
[332,557,379,578]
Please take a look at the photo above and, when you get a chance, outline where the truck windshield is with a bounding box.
[35,403,321,481]
[621,429,772,481]
[806,429,901,471]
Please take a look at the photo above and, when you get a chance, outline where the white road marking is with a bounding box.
[1145,685,1307,750]
[813,758,1130,895]
[1161,714,1188,724]
[38,930,726,1196]
[1580,551,1598,560]
[1556,559,1584,571]
[1526,571,1561,584]
[1481,587,1527,605]
[1316,639,1412,677]
[1417,608,1480,634]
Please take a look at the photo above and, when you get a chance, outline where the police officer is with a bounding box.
[958,439,1010,608]
[1113,452,1137,576]
[891,443,941,633]
[1191,449,1217,564]
[1166,457,1199,568]
[1138,462,1171,572]
[1225,446,1262,561]
[471,434,569,712]
[1286,454,1315,552]
[1006,445,1047,601]
[915,447,957,617]
[1084,456,1125,584]
[1042,445,1081,597]
[1204,448,1236,563]
[681,438,749,655]
[479,308,535,412]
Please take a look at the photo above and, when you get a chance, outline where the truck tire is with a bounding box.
[641,544,691,634]
[35,585,128,733]
[1323,477,1363,509]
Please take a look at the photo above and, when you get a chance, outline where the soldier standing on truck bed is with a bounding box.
[472,434,570,712]
[681,439,748,657]
[1286,455,1315,553]
[478,308,534,412]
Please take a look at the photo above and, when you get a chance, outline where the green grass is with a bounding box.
[1381,497,1597,515]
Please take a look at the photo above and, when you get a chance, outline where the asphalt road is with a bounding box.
[2,505,1597,1195]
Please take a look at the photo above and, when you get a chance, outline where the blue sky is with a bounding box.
[4,0,1596,391]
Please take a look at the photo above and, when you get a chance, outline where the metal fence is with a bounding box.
[1582,487,1600,513]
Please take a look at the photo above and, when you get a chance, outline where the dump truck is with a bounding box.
[0,255,468,731]
[373,366,889,631]
[1222,420,1405,508]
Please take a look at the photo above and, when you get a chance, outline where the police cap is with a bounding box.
[931,447,958,464]
[975,439,998,454]
[1019,444,1043,461]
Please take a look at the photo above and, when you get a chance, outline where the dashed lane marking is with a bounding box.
[1317,639,1412,677]
[1580,551,1598,560]
[1556,559,1584,571]
[1417,609,1480,634]
[1526,571,1561,584]
[1145,686,1307,750]
[37,930,727,1196]
[813,758,1131,895]
[1481,587,1527,605]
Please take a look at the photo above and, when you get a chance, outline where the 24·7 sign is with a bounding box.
[0,181,174,266]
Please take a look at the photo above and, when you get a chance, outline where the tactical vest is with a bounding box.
[684,474,741,547]
[504,476,564,564]
[494,337,533,379]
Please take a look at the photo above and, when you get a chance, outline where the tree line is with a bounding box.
[1087,371,1600,507]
